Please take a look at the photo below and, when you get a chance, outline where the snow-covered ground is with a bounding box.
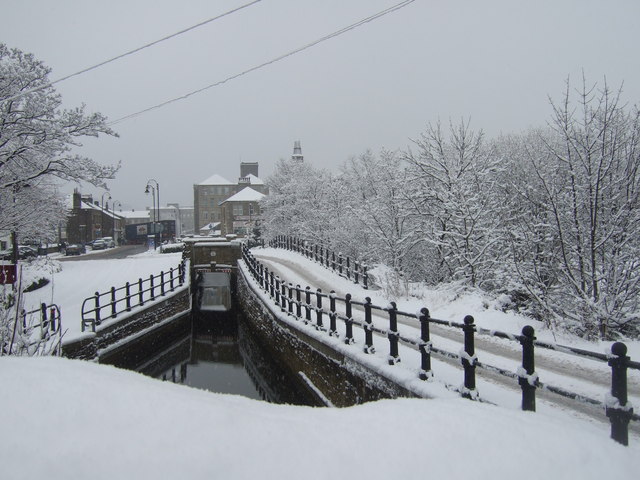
[18,248,184,342]
[1,356,638,479]
[1,246,639,478]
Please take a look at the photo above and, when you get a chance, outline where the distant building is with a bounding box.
[220,187,266,237]
[193,162,268,233]
[66,190,123,244]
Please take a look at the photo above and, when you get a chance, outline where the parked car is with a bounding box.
[101,237,116,248]
[65,244,86,256]
[92,239,107,250]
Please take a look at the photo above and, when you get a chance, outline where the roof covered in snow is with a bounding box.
[245,173,264,185]
[221,187,265,203]
[197,174,235,185]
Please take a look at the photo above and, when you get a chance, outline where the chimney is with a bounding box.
[292,140,303,162]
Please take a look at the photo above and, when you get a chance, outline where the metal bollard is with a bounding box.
[344,293,354,344]
[461,315,478,398]
[607,342,633,446]
[518,325,537,411]
[387,301,400,365]
[363,297,375,354]
[419,307,432,380]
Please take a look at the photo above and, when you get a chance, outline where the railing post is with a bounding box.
[280,279,287,312]
[331,252,336,271]
[259,264,264,289]
[461,315,478,398]
[354,262,360,285]
[170,267,175,291]
[419,307,432,380]
[160,271,165,296]
[518,325,537,411]
[346,256,351,280]
[40,303,47,332]
[49,307,57,331]
[94,292,102,325]
[305,286,312,324]
[275,276,281,307]
[329,291,338,336]
[111,286,117,318]
[126,282,132,311]
[150,274,155,301]
[288,283,294,315]
[316,289,323,329]
[363,265,368,289]
[138,278,144,306]
[314,244,318,262]
[344,293,354,344]
[296,285,302,318]
[363,297,375,354]
[338,253,343,275]
[387,301,400,364]
[607,342,633,446]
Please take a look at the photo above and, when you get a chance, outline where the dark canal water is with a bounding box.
[121,309,317,405]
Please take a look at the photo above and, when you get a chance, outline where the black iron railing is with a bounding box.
[7,303,62,356]
[81,260,187,332]
[242,244,638,446]
[269,235,368,289]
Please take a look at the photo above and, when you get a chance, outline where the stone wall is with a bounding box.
[236,266,418,407]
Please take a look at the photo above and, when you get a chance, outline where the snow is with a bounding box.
[20,250,184,342]
[221,186,266,203]
[1,356,638,479]
[2,246,639,478]
[197,173,235,185]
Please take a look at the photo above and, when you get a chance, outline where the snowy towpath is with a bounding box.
[253,248,640,435]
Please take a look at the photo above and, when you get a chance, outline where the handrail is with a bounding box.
[268,235,369,289]
[80,259,187,332]
[242,244,637,446]
[8,303,63,356]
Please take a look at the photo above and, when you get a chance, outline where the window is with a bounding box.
[233,204,243,216]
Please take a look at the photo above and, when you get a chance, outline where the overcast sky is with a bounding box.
[2,0,639,210]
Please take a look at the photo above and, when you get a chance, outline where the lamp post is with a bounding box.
[145,179,160,250]
[101,192,111,240]
[112,200,122,245]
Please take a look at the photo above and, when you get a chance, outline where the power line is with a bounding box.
[109,0,417,125]
[0,0,262,103]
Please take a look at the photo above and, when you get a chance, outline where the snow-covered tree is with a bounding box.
[0,44,119,243]
[403,120,505,287]
[521,79,640,339]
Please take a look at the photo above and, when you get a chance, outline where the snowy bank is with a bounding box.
[0,357,637,480]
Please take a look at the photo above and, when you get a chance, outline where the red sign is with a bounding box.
[0,264,17,284]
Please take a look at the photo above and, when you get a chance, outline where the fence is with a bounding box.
[81,260,186,332]
[6,303,62,356]
[269,235,368,289]
[242,244,639,446]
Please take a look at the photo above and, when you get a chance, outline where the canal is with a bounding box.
[113,308,319,406]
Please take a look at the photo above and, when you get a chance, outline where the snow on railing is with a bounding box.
[242,244,638,446]
[5,303,63,356]
[80,260,186,332]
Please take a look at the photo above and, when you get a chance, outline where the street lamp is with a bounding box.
[112,200,122,245]
[145,179,160,249]
[101,192,111,239]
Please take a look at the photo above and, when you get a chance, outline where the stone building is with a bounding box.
[220,187,266,237]
[66,190,122,244]
[193,162,267,233]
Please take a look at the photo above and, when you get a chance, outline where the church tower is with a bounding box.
[291,140,303,162]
